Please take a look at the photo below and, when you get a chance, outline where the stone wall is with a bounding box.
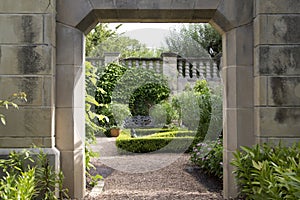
[0,0,299,199]
[254,0,300,144]
[0,1,56,148]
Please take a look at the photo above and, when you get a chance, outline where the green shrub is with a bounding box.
[116,136,194,153]
[0,149,69,199]
[133,127,179,136]
[116,130,194,153]
[231,142,300,200]
[190,139,223,179]
[112,67,170,116]
[109,103,131,127]
[149,101,179,126]
[148,130,196,138]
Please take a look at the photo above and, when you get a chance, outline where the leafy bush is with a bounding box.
[133,127,178,136]
[231,142,300,200]
[116,130,194,153]
[0,149,69,199]
[190,139,223,179]
[109,103,131,127]
[0,92,27,125]
[149,100,179,126]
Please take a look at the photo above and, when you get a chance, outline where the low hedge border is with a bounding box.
[116,136,194,153]
[133,127,179,136]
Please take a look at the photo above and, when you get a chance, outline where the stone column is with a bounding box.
[0,0,59,169]
[162,53,179,94]
[222,23,255,198]
[56,23,86,199]
[254,0,300,144]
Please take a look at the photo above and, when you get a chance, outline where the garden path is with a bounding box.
[84,137,223,200]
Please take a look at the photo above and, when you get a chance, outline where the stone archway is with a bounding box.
[1,1,298,200]
[56,0,255,199]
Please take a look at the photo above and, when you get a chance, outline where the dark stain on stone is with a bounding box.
[272,49,290,75]
[270,77,287,106]
[284,16,300,43]
[0,46,2,65]
[259,47,271,75]
[275,108,300,124]
[21,16,35,43]
[18,77,39,104]
[17,46,44,74]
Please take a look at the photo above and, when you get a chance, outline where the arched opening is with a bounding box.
[56,1,254,198]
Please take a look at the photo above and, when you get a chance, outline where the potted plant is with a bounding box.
[110,125,121,137]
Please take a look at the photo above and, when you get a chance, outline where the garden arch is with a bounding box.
[0,1,298,200]
[56,0,255,198]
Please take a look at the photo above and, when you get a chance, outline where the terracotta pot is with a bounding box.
[110,128,121,137]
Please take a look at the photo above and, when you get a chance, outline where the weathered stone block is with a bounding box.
[0,45,52,75]
[0,77,44,106]
[213,0,253,32]
[223,150,238,199]
[257,137,300,146]
[44,14,56,45]
[0,0,55,13]
[268,77,300,106]
[254,15,300,45]
[0,15,43,44]
[223,24,253,67]
[254,76,267,106]
[222,66,253,108]
[224,108,254,151]
[55,108,85,151]
[43,76,54,107]
[56,23,84,65]
[56,65,85,108]
[255,107,300,137]
[0,137,43,148]
[0,108,52,138]
[256,0,300,14]
[254,45,300,76]
[60,149,85,199]
[57,0,93,27]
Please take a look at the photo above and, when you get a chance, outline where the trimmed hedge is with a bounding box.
[148,130,196,138]
[116,136,194,153]
[133,127,178,136]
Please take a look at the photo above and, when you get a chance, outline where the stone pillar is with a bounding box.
[56,23,86,199]
[162,53,179,94]
[0,0,59,167]
[104,52,120,65]
[254,0,300,144]
[222,23,255,198]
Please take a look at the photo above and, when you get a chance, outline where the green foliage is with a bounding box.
[109,103,131,127]
[116,130,194,153]
[96,65,170,120]
[86,23,120,56]
[231,142,300,200]
[132,127,179,137]
[149,100,179,126]
[191,139,223,179]
[0,92,27,125]
[90,34,164,58]
[189,23,222,56]
[0,149,69,200]
[165,24,209,57]
[85,61,106,187]
[129,82,170,116]
[95,63,127,129]
[96,63,127,105]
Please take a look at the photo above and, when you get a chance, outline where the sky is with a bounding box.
[108,23,185,48]
[108,23,182,33]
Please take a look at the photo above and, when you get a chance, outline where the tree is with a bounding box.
[165,25,209,58]
[85,23,121,56]
[90,34,164,58]
[165,23,222,63]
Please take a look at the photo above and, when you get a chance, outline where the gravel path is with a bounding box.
[84,137,223,200]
